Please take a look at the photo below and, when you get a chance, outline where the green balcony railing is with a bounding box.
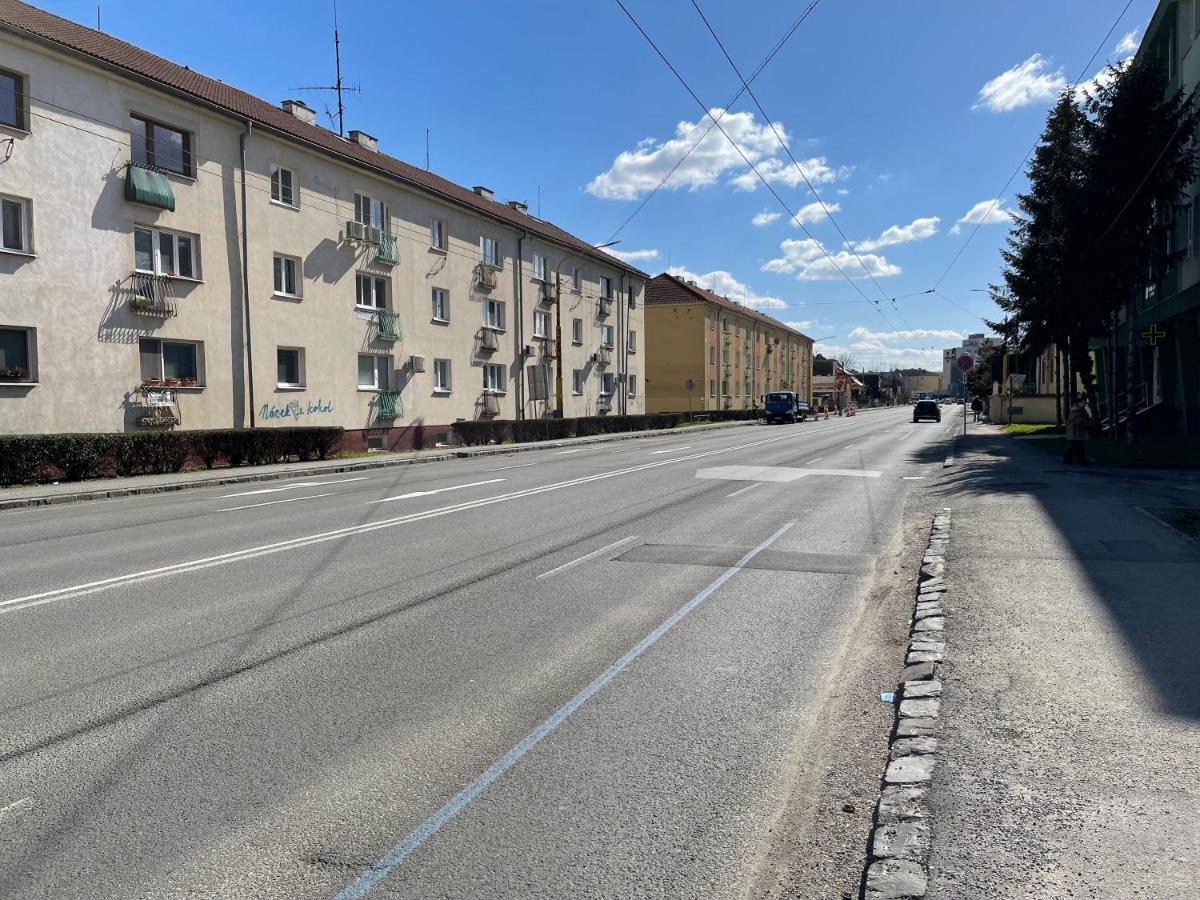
[375,309,401,341]
[375,232,400,265]
[378,389,403,420]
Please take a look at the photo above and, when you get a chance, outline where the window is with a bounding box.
[432,288,449,322]
[270,165,296,207]
[533,253,547,282]
[130,114,192,176]
[600,324,614,348]
[356,273,388,309]
[601,371,616,395]
[139,338,201,384]
[0,327,33,381]
[571,267,581,292]
[572,369,585,395]
[431,218,447,251]
[483,363,506,393]
[599,275,612,299]
[433,358,452,393]
[710,346,716,364]
[628,283,636,308]
[723,348,730,365]
[721,379,729,396]
[354,192,388,230]
[277,347,304,388]
[709,379,716,397]
[572,318,584,344]
[628,374,637,397]
[481,236,500,268]
[483,298,506,330]
[0,68,26,130]
[134,226,197,278]
[1,196,29,253]
[357,354,389,390]
[533,309,550,338]
[628,330,637,353]
[273,254,299,297]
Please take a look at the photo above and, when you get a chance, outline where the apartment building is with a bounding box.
[0,0,645,447]
[643,273,813,413]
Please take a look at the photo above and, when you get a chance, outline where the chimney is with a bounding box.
[348,129,379,152]
[473,185,494,201]
[506,200,528,214]
[281,99,317,125]
[686,279,697,287]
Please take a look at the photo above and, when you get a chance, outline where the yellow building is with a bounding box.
[644,274,814,413]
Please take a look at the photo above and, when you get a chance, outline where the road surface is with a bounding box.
[0,407,953,898]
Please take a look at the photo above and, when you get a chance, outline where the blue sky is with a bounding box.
[46,0,1157,369]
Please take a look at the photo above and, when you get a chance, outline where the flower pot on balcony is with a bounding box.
[164,377,180,387]
[179,377,197,387]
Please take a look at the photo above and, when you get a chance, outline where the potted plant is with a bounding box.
[143,377,163,388]
[164,377,180,387]
[179,376,197,387]
[131,295,154,311]
[1,366,28,381]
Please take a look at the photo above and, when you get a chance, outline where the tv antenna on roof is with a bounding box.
[289,0,361,137]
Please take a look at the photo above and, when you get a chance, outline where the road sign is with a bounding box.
[956,354,975,373]
[685,378,695,391]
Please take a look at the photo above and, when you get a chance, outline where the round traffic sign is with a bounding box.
[685,378,696,391]
[956,354,975,373]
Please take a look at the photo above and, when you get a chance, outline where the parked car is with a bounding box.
[913,399,941,423]
[763,391,808,424]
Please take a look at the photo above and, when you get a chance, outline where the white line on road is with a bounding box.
[726,482,762,498]
[650,446,691,454]
[333,521,795,899]
[219,477,368,498]
[902,476,926,480]
[483,463,536,472]
[0,797,33,823]
[807,457,824,465]
[556,448,593,454]
[844,444,856,449]
[218,492,336,512]
[0,431,807,615]
[535,536,638,580]
[369,479,505,504]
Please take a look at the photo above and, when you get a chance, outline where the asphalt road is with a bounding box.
[0,407,956,899]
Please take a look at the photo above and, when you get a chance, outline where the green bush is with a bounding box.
[453,413,685,447]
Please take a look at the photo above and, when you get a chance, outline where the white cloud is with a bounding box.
[761,237,901,281]
[791,200,841,227]
[817,336,945,370]
[1075,57,1131,103]
[849,326,966,343]
[786,320,817,331]
[586,109,852,200]
[752,210,782,227]
[836,188,850,196]
[975,53,1067,112]
[1115,30,1139,56]
[950,198,1015,234]
[608,248,660,263]
[668,265,787,309]
[850,216,940,253]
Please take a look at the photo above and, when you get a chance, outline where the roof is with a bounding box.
[644,274,812,342]
[0,0,647,278]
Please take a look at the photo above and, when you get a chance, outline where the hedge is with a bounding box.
[451,412,749,446]
[0,427,344,487]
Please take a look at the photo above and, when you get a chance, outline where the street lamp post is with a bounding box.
[554,241,620,417]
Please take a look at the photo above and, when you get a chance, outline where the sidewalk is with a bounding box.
[0,419,755,511]
[922,425,1200,897]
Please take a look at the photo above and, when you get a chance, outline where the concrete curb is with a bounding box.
[0,420,754,512]
[860,508,951,900]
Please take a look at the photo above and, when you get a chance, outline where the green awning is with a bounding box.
[125,164,175,211]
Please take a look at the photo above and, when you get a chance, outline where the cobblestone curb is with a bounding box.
[860,508,951,900]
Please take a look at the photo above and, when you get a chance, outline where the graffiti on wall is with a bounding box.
[259,398,335,421]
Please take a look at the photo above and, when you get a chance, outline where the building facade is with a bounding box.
[643,274,813,414]
[0,1,645,447]
[942,333,997,395]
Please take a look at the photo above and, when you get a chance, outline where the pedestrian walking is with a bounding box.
[1063,395,1091,465]
[971,396,983,422]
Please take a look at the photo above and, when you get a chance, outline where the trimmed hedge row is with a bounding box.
[451,411,761,446]
[0,427,344,486]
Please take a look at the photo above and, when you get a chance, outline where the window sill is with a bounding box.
[483,390,507,396]
[273,291,302,300]
[432,317,450,324]
[572,391,583,397]
[531,334,549,341]
[432,388,452,395]
[571,340,583,346]
[0,121,31,136]
[357,386,385,393]
[269,199,300,211]
[276,385,306,391]
[429,246,448,255]
[0,380,36,386]
[0,247,36,258]
[483,327,507,334]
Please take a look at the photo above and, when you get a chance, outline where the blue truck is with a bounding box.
[763,391,809,424]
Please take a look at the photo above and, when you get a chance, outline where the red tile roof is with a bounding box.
[645,274,812,341]
[0,0,646,277]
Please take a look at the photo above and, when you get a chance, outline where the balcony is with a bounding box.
[377,389,403,420]
[541,338,559,359]
[597,394,612,412]
[480,393,501,417]
[375,232,400,266]
[479,328,500,353]
[375,309,401,341]
[129,272,177,318]
[136,384,179,427]
[477,264,499,290]
[594,347,612,367]
[598,297,613,318]
[125,162,175,211]
[539,281,556,305]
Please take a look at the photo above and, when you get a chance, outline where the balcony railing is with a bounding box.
[375,309,401,341]
[377,389,403,420]
[477,264,499,290]
[598,297,613,318]
[595,347,612,367]
[479,328,500,353]
[480,393,501,417]
[130,272,177,317]
[375,232,400,265]
[541,338,559,359]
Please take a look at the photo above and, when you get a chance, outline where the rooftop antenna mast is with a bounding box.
[289,0,361,137]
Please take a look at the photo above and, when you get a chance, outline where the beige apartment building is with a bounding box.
[0,1,645,448]
[644,274,813,413]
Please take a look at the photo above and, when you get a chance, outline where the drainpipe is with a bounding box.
[618,272,626,414]
[515,232,527,419]
[240,120,256,427]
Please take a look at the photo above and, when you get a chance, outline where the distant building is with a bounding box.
[643,274,813,413]
[942,334,997,394]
